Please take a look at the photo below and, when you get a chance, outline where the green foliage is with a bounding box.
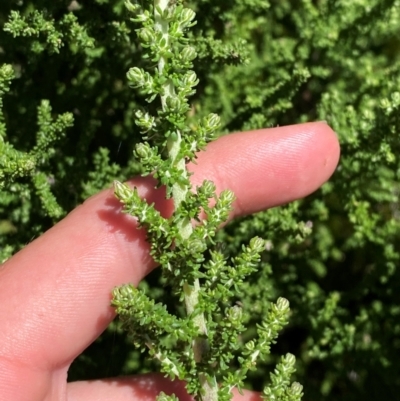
[4,9,95,54]
[2,0,400,400]
[111,2,298,399]
[262,353,303,401]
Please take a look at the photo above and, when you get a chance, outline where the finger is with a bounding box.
[189,122,340,217]
[0,122,339,399]
[67,373,262,401]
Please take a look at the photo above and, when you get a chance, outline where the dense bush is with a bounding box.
[1,1,400,400]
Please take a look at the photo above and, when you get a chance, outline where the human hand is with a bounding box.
[0,122,340,401]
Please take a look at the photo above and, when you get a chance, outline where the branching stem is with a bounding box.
[154,2,218,400]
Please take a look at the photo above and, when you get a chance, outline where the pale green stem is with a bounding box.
[154,2,218,400]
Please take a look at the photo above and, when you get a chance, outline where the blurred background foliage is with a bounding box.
[1,0,400,399]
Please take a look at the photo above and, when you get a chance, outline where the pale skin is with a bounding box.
[0,122,340,401]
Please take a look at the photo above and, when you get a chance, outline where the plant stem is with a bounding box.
[154,2,218,399]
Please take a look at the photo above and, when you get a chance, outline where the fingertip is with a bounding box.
[190,121,340,217]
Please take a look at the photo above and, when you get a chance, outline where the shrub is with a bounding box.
[1,1,400,400]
